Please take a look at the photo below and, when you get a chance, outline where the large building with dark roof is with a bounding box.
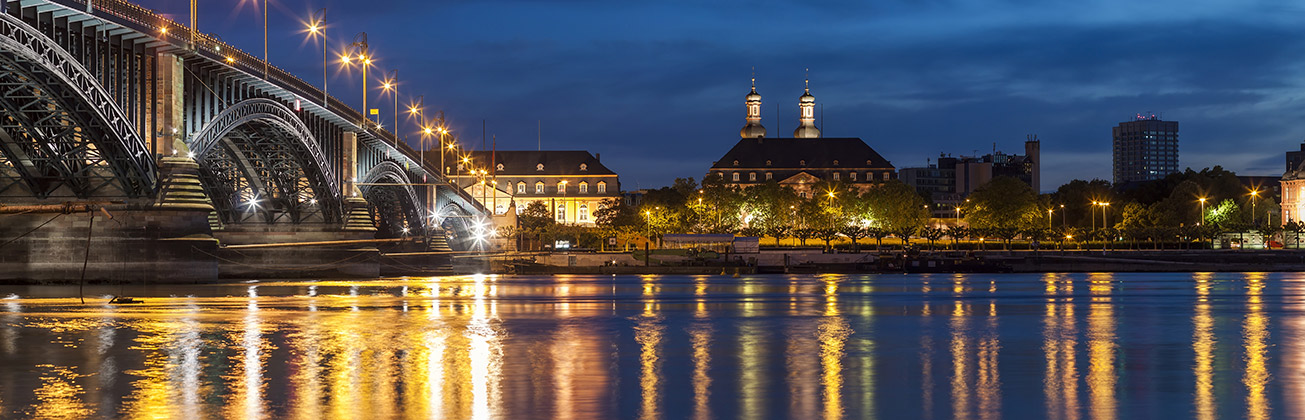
[709,79,896,197]
[432,150,621,225]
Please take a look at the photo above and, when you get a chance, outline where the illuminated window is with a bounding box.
[557,181,566,193]
[516,204,525,215]
[556,204,566,222]
[833,160,839,166]
[579,182,588,193]
[733,160,740,166]
[579,204,589,221]
[766,172,773,180]
[799,192,807,199]
[597,182,607,194]
[496,163,504,171]
[749,172,757,181]
[517,182,525,194]
[850,172,857,181]
[800,160,806,166]
[732,172,740,182]
[833,172,840,181]
[495,203,505,214]
[535,182,544,194]
[765,160,772,166]
[882,172,890,180]
[580,163,588,171]
[536,163,544,171]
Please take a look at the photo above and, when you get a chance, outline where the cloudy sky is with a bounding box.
[137,0,1305,191]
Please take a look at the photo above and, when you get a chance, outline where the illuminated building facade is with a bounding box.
[709,78,895,197]
[440,150,621,225]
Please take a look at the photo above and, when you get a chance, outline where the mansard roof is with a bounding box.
[709,137,894,169]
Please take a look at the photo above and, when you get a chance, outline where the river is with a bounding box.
[0,272,1300,419]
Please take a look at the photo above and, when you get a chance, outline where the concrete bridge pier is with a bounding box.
[0,157,219,284]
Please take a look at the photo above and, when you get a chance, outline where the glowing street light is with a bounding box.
[304,9,328,109]
[1250,189,1260,226]
[1198,197,1207,226]
[340,33,372,128]
[380,69,399,147]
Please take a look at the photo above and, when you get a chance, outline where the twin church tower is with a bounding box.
[740,77,820,139]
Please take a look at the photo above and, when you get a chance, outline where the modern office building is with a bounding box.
[1112,114,1179,185]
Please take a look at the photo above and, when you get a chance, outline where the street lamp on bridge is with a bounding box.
[304,8,327,110]
[339,33,372,128]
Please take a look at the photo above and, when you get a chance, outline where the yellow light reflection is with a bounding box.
[950,300,972,420]
[30,364,92,419]
[1244,272,1270,420]
[468,275,503,420]
[1042,273,1079,420]
[1192,272,1215,420]
[1087,273,1117,420]
[635,315,664,420]
[820,317,851,419]
[691,324,714,420]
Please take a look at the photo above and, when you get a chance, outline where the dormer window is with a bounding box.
[833,160,839,166]
[733,160,740,166]
[580,163,588,171]
[536,163,545,171]
[496,163,504,171]
[799,160,806,166]
[765,160,772,166]
[579,182,589,193]
[865,160,872,165]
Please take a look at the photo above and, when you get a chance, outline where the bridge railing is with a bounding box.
[79,0,414,161]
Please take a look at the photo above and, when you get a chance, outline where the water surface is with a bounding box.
[0,272,1302,419]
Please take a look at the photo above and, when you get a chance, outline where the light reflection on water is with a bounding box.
[3,273,1305,418]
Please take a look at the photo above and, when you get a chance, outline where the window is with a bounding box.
[496,163,504,171]
[597,182,607,194]
[495,203,505,214]
[556,204,566,222]
[580,163,588,171]
[749,172,757,181]
[799,192,807,199]
[765,160,772,166]
[579,204,589,221]
[865,160,872,165]
[766,172,773,180]
[579,182,588,193]
[536,163,544,171]
[732,172,740,182]
[535,182,544,194]
[882,172,890,180]
[516,204,525,215]
[799,160,806,166]
[850,172,857,181]
[833,172,840,181]
[833,160,839,166]
[557,181,566,193]
[517,182,526,194]
[733,160,740,166]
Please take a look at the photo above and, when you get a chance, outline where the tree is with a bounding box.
[920,226,946,250]
[944,225,969,249]
[893,226,917,247]
[793,227,815,247]
[839,224,868,252]
[1051,179,1114,228]
[965,176,1039,250]
[868,227,889,248]
[518,201,554,250]
[863,180,929,234]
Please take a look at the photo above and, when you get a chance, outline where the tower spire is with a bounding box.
[740,69,766,138]
[793,69,820,138]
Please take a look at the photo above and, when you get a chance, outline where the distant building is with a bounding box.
[708,78,895,197]
[1113,114,1179,185]
[1287,142,1305,174]
[436,150,621,225]
[899,139,1040,218]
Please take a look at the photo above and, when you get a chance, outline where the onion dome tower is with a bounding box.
[793,77,820,138]
[739,76,767,138]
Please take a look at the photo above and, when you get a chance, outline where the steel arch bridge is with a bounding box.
[0,0,486,249]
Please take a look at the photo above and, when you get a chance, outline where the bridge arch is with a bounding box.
[0,13,156,198]
[190,98,342,225]
[359,161,426,237]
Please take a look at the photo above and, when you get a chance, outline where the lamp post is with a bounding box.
[1198,197,1207,226]
[1101,202,1111,252]
[381,69,398,146]
[305,9,327,109]
[1060,204,1065,227]
[1250,189,1260,227]
[259,0,268,79]
[1047,208,1053,229]
[341,33,370,128]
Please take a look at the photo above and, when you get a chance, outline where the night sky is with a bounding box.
[135,0,1305,192]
